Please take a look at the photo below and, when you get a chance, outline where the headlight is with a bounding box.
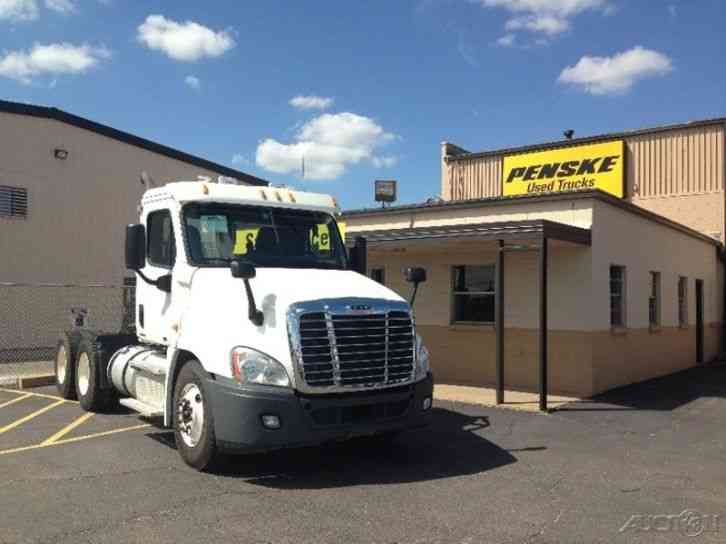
[415,334,430,379]
[231,347,291,387]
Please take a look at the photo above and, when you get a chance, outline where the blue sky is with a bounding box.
[1,0,725,209]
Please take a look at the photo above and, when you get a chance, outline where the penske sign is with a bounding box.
[502,140,624,198]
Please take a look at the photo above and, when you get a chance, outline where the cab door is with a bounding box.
[137,209,176,345]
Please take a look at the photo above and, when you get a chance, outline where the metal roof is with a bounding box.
[445,115,726,162]
[0,99,269,187]
[345,219,591,246]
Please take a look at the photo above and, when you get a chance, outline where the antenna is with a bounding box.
[301,155,305,180]
[140,171,157,189]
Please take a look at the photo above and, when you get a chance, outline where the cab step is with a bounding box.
[119,397,163,418]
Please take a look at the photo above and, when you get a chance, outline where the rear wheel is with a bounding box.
[75,335,115,412]
[55,332,79,400]
[173,361,218,471]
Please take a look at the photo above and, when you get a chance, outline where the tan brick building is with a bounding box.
[343,117,726,400]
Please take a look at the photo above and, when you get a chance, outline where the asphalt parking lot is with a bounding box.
[1,366,725,544]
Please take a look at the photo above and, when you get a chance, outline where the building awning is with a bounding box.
[345,219,591,247]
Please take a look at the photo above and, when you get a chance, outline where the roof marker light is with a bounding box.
[289,192,296,203]
[260,189,268,200]
[202,184,209,195]
[275,191,283,202]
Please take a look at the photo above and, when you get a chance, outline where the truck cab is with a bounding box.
[54,179,433,470]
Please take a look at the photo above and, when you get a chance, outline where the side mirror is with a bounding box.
[404,267,427,308]
[405,267,427,285]
[125,224,146,270]
[230,259,256,279]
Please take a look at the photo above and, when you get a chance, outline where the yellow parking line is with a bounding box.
[0,399,65,436]
[0,388,78,404]
[0,393,33,409]
[0,423,152,456]
[41,412,94,445]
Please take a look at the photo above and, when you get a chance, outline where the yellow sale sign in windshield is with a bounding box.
[502,140,624,198]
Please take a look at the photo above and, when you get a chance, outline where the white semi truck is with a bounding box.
[53,179,433,470]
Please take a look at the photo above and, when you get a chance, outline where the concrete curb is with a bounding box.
[0,374,56,390]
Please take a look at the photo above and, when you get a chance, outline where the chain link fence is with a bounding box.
[0,280,135,379]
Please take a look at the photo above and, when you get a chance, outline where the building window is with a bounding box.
[678,276,688,328]
[147,210,176,268]
[649,271,661,328]
[0,185,28,218]
[452,264,495,323]
[610,265,626,327]
[371,267,385,285]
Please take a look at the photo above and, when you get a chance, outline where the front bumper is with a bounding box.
[205,373,434,454]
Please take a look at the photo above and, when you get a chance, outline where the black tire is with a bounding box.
[55,331,80,400]
[173,360,218,471]
[75,335,115,412]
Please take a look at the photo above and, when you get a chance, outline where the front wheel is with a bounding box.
[173,361,218,471]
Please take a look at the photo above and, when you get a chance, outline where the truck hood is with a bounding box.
[177,268,407,384]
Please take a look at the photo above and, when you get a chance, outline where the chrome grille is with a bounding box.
[292,301,415,390]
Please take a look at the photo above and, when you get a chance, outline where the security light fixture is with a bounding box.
[53,148,69,160]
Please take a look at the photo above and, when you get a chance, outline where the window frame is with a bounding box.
[678,276,689,329]
[146,209,177,269]
[370,267,385,285]
[451,264,497,325]
[610,264,627,329]
[648,270,661,329]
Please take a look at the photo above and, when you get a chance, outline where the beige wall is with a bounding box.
[0,112,255,357]
[366,240,596,396]
[0,112,244,284]
[441,123,726,241]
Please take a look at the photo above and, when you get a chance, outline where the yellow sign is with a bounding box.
[502,140,624,198]
[233,228,259,255]
[233,222,345,255]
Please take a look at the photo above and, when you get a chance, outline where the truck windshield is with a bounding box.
[183,203,348,269]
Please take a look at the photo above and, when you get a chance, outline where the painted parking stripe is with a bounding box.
[0,388,78,404]
[41,412,95,445]
[0,423,151,456]
[0,393,32,409]
[0,399,65,436]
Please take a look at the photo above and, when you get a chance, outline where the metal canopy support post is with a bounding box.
[539,237,548,412]
[496,239,504,404]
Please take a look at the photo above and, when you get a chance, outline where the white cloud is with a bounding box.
[44,0,75,14]
[372,155,398,168]
[496,33,516,47]
[0,0,39,21]
[137,15,235,62]
[476,0,610,37]
[505,14,569,35]
[0,42,111,84]
[289,95,334,110]
[256,112,396,181]
[231,153,250,166]
[184,75,200,90]
[558,46,673,95]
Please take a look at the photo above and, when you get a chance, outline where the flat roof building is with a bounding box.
[0,100,267,363]
[343,117,726,402]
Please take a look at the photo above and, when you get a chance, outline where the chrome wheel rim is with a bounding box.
[177,383,204,448]
[56,345,67,385]
[77,353,90,396]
